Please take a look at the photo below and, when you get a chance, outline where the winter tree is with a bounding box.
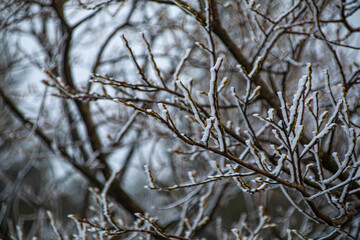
[1,0,360,239]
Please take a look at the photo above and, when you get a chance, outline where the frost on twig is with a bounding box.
[68,214,87,240]
[122,34,149,85]
[207,57,226,152]
[246,139,271,172]
[47,211,65,240]
[177,80,206,129]
[145,164,256,191]
[5,0,360,239]
[201,117,215,146]
[144,164,156,189]
[174,48,192,88]
[183,183,214,237]
[287,229,313,240]
[134,213,167,238]
[231,206,276,240]
[217,77,229,93]
[101,169,123,230]
[253,65,345,185]
[142,33,167,88]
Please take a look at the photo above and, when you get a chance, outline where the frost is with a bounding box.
[207,58,225,151]
[249,56,263,78]
[226,120,233,129]
[318,111,328,126]
[217,77,229,92]
[268,108,275,121]
[102,170,120,198]
[323,128,356,184]
[274,0,301,23]
[177,80,205,129]
[114,111,138,143]
[332,152,342,168]
[277,92,289,126]
[144,165,155,189]
[204,0,210,31]
[235,127,241,136]
[157,103,167,119]
[208,57,223,116]
[214,119,225,151]
[287,75,307,132]
[300,123,337,158]
[248,85,261,100]
[291,125,304,151]
[303,163,314,178]
[232,206,276,239]
[271,154,286,176]
[47,211,63,240]
[201,117,215,144]
[308,174,360,201]
[174,48,192,82]
[188,171,197,183]
[246,140,266,170]
[328,100,343,123]
[247,0,255,8]
[68,214,86,239]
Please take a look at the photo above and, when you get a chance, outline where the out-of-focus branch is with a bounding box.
[89,0,136,91]
[0,86,144,216]
[51,0,113,179]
